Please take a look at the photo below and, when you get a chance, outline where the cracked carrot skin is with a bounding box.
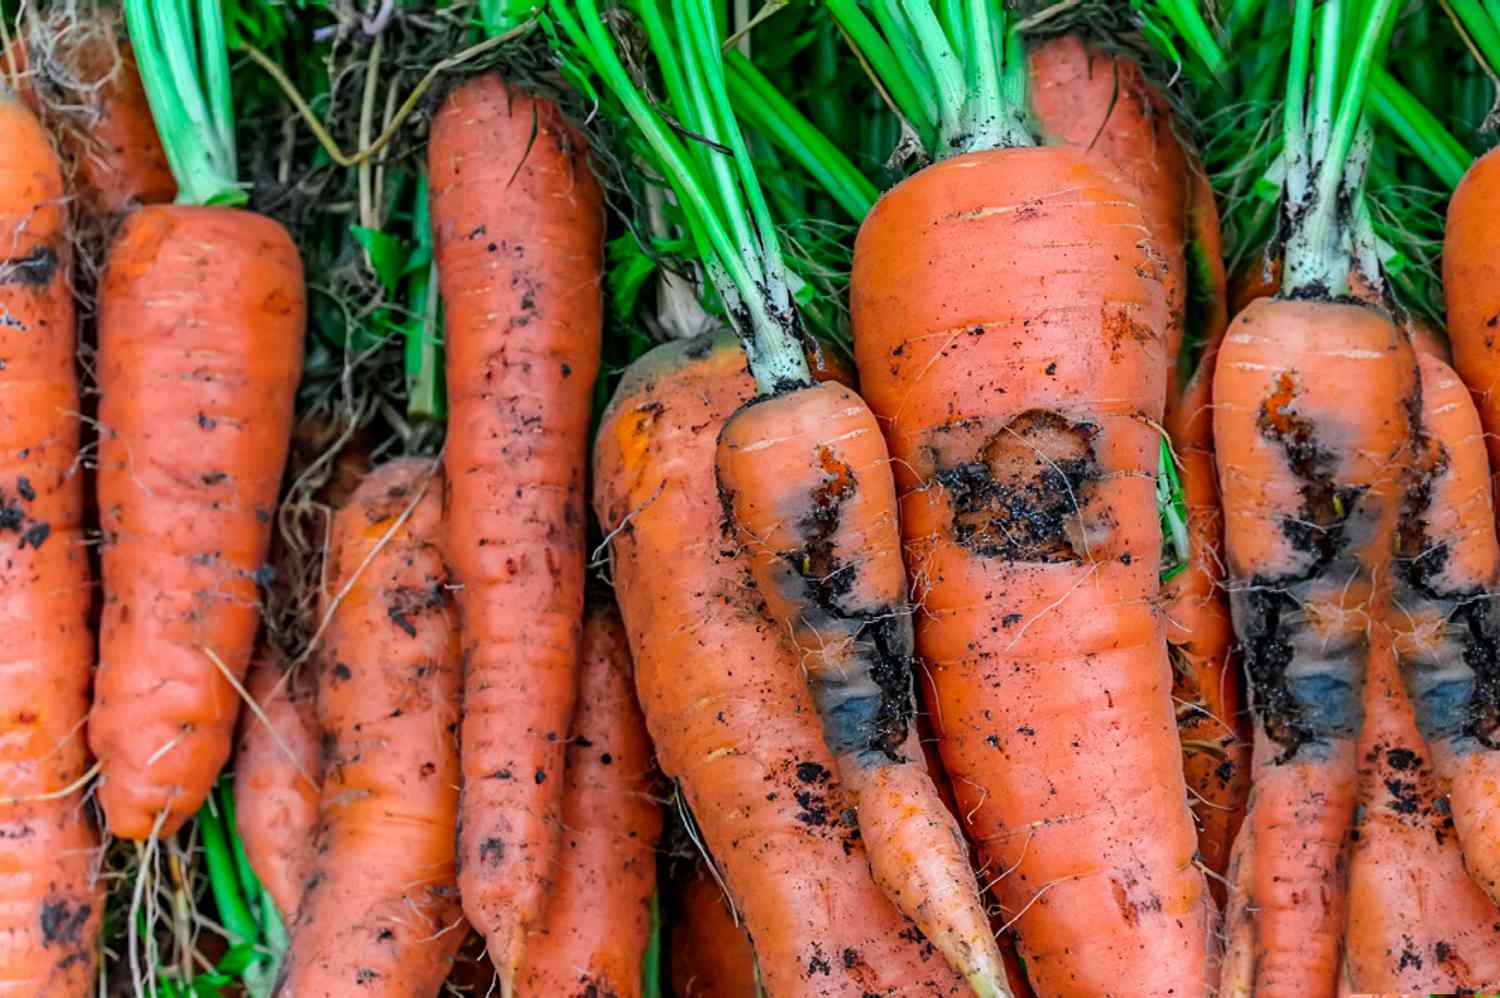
[275,459,465,997]
[1213,298,1415,998]
[88,205,305,839]
[234,654,319,924]
[0,95,101,998]
[669,865,758,998]
[851,146,1209,998]
[428,74,603,984]
[716,380,1006,995]
[1389,353,1500,915]
[516,601,661,998]
[594,332,966,998]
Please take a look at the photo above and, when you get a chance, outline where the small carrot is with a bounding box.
[0,93,101,996]
[87,0,305,839]
[274,459,465,997]
[516,600,661,998]
[668,864,758,998]
[427,73,603,987]
[233,654,319,925]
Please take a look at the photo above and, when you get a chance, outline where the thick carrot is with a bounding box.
[516,600,661,998]
[850,145,1208,996]
[1213,298,1416,998]
[668,865,758,998]
[88,204,305,838]
[1445,146,1500,500]
[4,20,174,214]
[1389,352,1500,915]
[427,74,602,985]
[594,332,966,997]
[275,459,465,997]
[233,654,319,924]
[0,94,101,996]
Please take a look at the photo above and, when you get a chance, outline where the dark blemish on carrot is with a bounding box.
[331,663,351,683]
[599,752,612,765]
[479,837,505,865]
[491,769,512,780]
[1436,940,1452,961]
[197,412,216,430]
[39,896,90,946]
[807,947,831,976]
[0,245,58,286]
[796,761,830,784]
[252,564,276,586]
[15,478,33,502]
[20,522,49,549]
[1045,362,1057,375]
[534,769,546,784]
[1386,748,1420,770]
[201,471,227,486]
[356,967,380,984]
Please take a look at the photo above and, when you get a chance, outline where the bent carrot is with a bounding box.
[0,93,101,997]
[516,600,661,998]
[668,864,758,998]
[594,332,966,997]
[428,74,602,987]
[233,654,319,924]
[275,459,465,996]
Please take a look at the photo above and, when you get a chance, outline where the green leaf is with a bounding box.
[605,234,658,324]
[217,942,262,976]
[350,227,412,296]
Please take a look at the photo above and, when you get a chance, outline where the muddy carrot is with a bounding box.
[427,73,602,987]
[0,92,101,997]
[274,459,465,997]
[668,865,758,998]
[516,600,661,998]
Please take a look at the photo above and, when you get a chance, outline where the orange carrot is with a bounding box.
[275,459,465,996]
[427,75,602,986]
[1445,145,1500,502]
[594,333,967,997]
[516,600,661,998]
[233,654,319,924]
[0,93,101,996]
[668,865,758,998]
[1213,298,1416,998]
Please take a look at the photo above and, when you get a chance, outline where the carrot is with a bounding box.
[1445,145,1500,500]
[427,73,602,987]
[3,14,174,214]
[668,864,758,998]
[557,4,1005,990]
[826,6,1209,992]
[1389,351,1500,916]
[274,458,465,997]
[515,600,661,998]
[233,654,319,924]
[86,1,304,840]
[593,332,966,997]
[0,93,101,996]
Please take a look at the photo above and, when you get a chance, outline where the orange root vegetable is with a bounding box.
[516,601,661,997]
[234,655,319,923]
[594,333,967,997]
[850,146,1209,996]
[4,21,175,213]
[0,95,101,996]
[275,459,465,996]
[88,204,305,839]
[1212,298,1416,998]
[1389,353,1500,916]
[716,379,1006,994]
[1228,251,1282,318]
[1445,146,1500,500]
[668,865,758,998]
[428,74,603,984]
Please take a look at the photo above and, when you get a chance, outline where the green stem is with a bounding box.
[406,174,445,421]
[1156,0,1230,82]
[901,2,966,152]
[1448,0,1500,75]
[826,0,937,142]
[1369,69,1472,189]
[1282,0,1314,205]
[197,796,259,946]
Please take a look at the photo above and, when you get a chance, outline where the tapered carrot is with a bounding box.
[594,332,966,996]
[274,459,465,997]
[233,654,319,924]
[668,865,758,998]
[87,0,304,839]
[0,93,101,997]
[516,600,661,998]
[427,74,602,986]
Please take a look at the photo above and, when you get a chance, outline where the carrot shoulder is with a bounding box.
[516,600,661,998]
[275,459,465,997]
[428,74,603,985]
[0,94,101,996]
[851,145,1209,997]
[89,205,305,839]
[594,333,967,997]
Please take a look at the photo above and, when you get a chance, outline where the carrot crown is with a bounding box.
[124,0,246,207]
[552,0,814,395]
[826,0,1032,159]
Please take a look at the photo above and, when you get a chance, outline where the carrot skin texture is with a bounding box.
[594,333,967,998]
[89,204,305,839]
[850,146,1209,997]
[516,602,661,998]
[234,655,319,923]
[669,867,759,998]
[275,459,465,997]
[1213,298,1415,998]
[428,74,603,983]
[1446,146,1500,501]
[716,381,1006,994]
[0,95,101,997]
